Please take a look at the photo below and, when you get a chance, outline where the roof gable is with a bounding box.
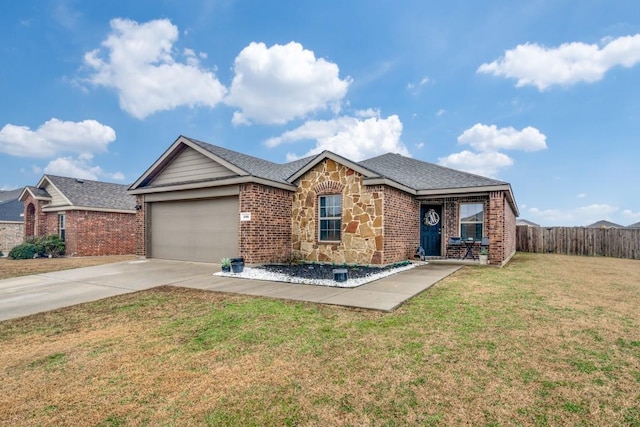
[149,145,238,186]
[287,151,379,183]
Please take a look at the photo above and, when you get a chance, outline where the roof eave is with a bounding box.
[362,177,417,195]
[416,184,519,216]
[128,175,297,195]
[41,206,136,214]
[18,187,51,202]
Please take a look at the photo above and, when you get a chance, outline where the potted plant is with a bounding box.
[220,258,231,273]
[230,257,244,273]
[479,248,489,265]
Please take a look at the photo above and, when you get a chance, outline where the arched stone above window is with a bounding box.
[313,180,344,195]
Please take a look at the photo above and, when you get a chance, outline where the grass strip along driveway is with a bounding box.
[1,253,639,426]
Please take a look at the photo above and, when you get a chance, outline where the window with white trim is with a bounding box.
[460,203,483,241]
[318,195,341,241]
[58,213,66,242]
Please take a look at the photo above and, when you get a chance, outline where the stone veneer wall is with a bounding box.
[0,222,24,255]
[239,183,293,264]
[292,159,385,264]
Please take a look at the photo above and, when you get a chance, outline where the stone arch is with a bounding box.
[25,203,36,238]
[313,180,344,195]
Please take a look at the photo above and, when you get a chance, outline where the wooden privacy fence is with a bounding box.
[516,226,640,260]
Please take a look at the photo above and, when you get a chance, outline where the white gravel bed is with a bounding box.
[213,263,418,288]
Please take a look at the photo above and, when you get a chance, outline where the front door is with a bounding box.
[420,205,442,257]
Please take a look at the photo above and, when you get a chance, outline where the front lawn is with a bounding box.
[1,253,638,426]
[0,255,136,280]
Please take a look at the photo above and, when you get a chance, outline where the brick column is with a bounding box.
[488,191,505,265]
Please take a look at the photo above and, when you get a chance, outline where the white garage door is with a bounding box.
[149,197,238,262]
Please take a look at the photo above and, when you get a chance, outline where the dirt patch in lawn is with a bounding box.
[0,255,137,280]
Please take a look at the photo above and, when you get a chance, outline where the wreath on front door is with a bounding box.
[424,209,440,226]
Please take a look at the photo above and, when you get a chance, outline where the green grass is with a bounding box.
[1,253,639,425]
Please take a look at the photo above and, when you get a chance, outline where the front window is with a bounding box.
[58,214,66,242]
[319,195,341,241]
[460,203,483,241]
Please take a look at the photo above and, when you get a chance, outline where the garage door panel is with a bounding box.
[150,197,238,262]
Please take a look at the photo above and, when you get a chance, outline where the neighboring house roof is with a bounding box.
[516,219,540,227]
[129,135,519,215]
[0,188,25,222]
[21,175,135,212]
[586,220,624,229]
[627,221,640,229]
[0,188,23,203]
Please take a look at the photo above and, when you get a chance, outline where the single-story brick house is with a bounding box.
[0,188,25,255]
[129,136,519,266]
[20,175,137,256]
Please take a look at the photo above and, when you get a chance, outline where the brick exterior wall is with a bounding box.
[0,222,24,255]
[421,193,515,265]
[22,193,136,257]
[135,195,146,257]
[239,183,293,264]
[63,210,136,256]
[382,186,420,263]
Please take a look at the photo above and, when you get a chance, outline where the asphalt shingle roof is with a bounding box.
[0,188,23,203]
[628,221,640,229]
[586,220,623,229]
[0,199,23,221]
[358,153,507,190]
[187,137,315,183]
[45,175,135,210]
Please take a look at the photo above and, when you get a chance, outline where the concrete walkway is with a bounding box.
[0,260,461,321]
[176,263,461,311]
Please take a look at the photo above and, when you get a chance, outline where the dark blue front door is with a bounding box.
[420,205,442,257]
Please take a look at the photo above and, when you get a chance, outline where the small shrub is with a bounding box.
[9,243,39,260]
[42,234,65,257]
[25,235,65,258]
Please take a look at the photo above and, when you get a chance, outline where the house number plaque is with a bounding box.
[424,209,440,226]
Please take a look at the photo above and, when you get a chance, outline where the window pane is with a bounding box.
[460,223,482,241]
[460,203,483,222]
[319,195,341,241]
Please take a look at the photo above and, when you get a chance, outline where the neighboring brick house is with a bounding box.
[0,188,25,256]
[19,175,136,256]
[129,136,519,266]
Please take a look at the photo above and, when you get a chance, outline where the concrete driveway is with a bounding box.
[0,259,461,321]
[0,259,214,321]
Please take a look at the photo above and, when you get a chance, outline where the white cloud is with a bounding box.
[577,193,587,198]
[0,118,115,158]
[83,18,227,119]
[438,123,547,178]
[622,209,640,220]
[407,76,430,93]
[528,204,619,226]
[225,41,351,125]
[478,34,640,90]
[266,115,407,161]
[43,154,124,181]
[458,123,547,152]
[437,150,514,178]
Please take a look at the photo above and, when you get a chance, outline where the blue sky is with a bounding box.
[1,1,639,227]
